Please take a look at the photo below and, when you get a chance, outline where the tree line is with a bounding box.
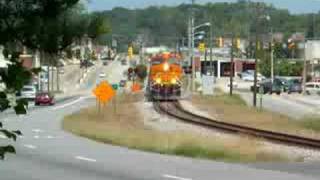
[99,0,318,47]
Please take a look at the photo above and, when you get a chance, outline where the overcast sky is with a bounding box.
[86,0,320,14]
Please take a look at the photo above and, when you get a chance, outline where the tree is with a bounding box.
[0,0,81,160]
[134,64,148,81]
[87,12,112,46]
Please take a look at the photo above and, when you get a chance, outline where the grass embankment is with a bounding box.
[63,93,290,163]
[191,94,320,139]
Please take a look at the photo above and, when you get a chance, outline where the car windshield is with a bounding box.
[22,87,34,91]
[2,1,320,180]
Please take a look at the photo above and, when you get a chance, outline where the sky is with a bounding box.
[86,0,320,14]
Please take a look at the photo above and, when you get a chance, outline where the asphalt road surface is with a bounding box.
[0,58,319,180]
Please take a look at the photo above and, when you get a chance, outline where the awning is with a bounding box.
[0,59,12,68]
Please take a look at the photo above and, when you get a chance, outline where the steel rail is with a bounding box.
[154,101,320,149]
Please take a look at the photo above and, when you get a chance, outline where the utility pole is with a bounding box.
[191,0,195,92]
[209,18,213,76]
[302,41,308,94]
[270,28,274,83]
[253,3,262,107]
[230,35,234,96]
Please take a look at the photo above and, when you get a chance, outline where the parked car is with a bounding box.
[58,68,65,74]
[305,82,320,95]
[21,85,37,100]
[102,60,108,66]
[99,72,106,78]
[240,70,254,78]
[286,79,302,94]
[242,73,265,82]
[35,92,55,106]
[121,59,127,65]
[80,60,94,68]
[251,79,283,95]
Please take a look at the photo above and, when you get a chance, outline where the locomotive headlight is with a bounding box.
[170,78,177,84]
[163,63,169,72]
[155,77,162,84]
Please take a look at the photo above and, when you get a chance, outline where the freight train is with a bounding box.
[147,52,183,100]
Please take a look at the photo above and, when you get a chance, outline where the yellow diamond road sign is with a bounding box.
[93,81,116,104]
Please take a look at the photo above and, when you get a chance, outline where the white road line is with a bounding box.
[24,144,37,149]
[47,135,54,139]
[32,129,44,133]
[163,174,192,180]
[52,97,83,110]
[34,135,40,139]
[75,156,97,162]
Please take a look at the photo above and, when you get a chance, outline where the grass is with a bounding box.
[300,117,320,132]
[63,93,291,163]
[191,94,320,139]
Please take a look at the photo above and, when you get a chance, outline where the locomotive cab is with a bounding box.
[148,53,183,100]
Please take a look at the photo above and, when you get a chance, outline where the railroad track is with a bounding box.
[154,101,320,149]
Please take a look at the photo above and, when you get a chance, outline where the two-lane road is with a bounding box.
[0,97,317,180]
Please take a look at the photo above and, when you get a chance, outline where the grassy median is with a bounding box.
[191,94,320,139]
[63,93,294,163]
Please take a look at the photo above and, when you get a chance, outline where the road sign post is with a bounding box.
[112,84,119,115]
[93,81,116,115]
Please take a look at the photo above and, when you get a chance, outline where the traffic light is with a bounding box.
[236,38,241,49]
[128,46,133,59]
[218,37,224,48]
[198,42,206,53]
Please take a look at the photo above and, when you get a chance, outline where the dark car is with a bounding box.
[102,60,108,66]
[80,60,94,68]
[35,92,55,106]
[282,79,302,94]
[251,79,283,95]
[121,59,127,65]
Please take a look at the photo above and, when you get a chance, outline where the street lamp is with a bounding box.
[190,22,211,92]
[194,22,211,30]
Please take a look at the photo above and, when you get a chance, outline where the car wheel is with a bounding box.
[288,91,291,94]
[306,91,311,95]
[276,91,281,95]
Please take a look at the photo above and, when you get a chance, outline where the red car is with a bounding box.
[35,92,55,106]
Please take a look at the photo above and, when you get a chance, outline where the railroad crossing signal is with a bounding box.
[128,46,133,59]
[93,81,116,104]
[198,42,206,53]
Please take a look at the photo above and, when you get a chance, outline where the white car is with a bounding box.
[306,82,320,95]
[99,72,106,78]
[21,85,37,100]
[242,73,265,82]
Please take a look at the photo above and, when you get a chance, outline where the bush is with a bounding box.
[134,64,147,80]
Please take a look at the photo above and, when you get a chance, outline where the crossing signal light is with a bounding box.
[198,42,206,52]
